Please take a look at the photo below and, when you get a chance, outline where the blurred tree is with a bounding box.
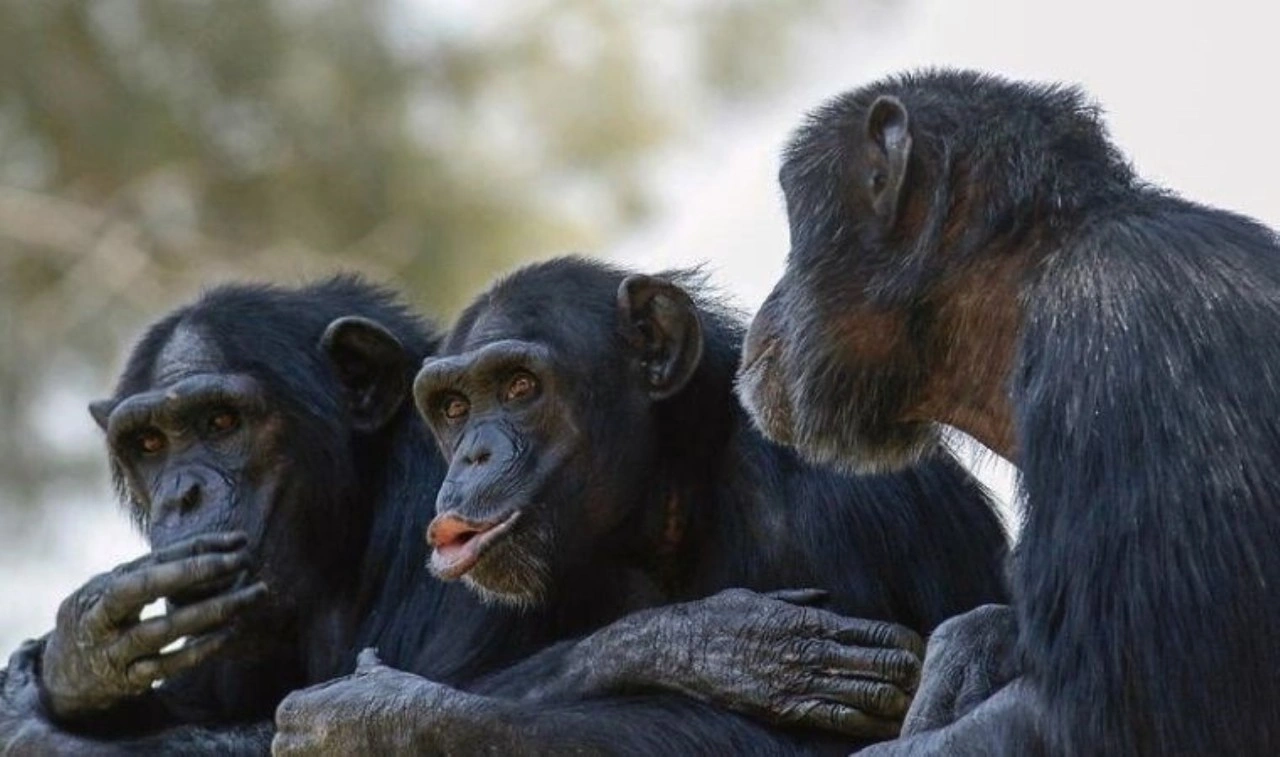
[0,0,869,514]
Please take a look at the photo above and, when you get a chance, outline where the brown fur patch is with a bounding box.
[829,308,913,363]
[914,254,1027,459]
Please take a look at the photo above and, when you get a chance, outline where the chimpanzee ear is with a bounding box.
[864,95,912,226]
[88,399,116,432]
[617,275,704,401]
[321,316,411,433]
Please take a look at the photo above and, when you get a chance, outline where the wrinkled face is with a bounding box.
[92,327,297,618]
[413,339,586,607]
[738,94,940,474]
[412,271,697,609]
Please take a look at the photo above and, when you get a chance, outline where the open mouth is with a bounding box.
[427,510,522,580]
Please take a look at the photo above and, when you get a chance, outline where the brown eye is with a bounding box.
[504,372,538,402]
[441,394,470,421]
[136,430,167,456]
[208,409,240,434]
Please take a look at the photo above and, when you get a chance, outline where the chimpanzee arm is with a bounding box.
[898,604,1019,735]
[1,637,274,756]
[849,607,1041,757]
[1,533,272,754]
[273,649,815,756]
[36,533,265,725]
[475,588,922,738]
[272,586,929,754]
[854,678,1045,757]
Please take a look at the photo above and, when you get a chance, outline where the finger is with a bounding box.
[356,648,384,672]
[802,675,913,719]
[111,583,268,661]
[764,588,829,606]
[92,551,253,626]
[782,699,903,740]
[124,629,233,687]
[147,532,250,565]
[830,617,925,657]
[115,532,249,572]
[166,568,243,604]
[817,643,921,689]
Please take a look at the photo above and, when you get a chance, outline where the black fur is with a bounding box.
[0,278,546,751]
[745,69,1280,755]
[436,256,1010,752]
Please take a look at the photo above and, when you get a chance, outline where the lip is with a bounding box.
[429,510,522,580]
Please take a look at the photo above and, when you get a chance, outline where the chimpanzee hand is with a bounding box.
[585,588,925,739]
[899,603,1018,735]
[39,532,268,722]
[272,649,467,756]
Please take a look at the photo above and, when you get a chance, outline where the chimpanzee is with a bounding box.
[272,257,1010,754]
[738,68,1280,756]
[0,277,449,754]
[0,277,924,754]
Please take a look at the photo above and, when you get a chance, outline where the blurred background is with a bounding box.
[2,0,1277,650]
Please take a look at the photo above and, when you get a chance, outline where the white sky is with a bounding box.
[4,0,1279,649]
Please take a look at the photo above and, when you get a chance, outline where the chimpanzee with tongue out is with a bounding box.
[273,257,1009,755]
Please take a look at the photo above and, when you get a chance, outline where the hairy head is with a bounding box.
[413,257,731,608]
[92,276,433,642]
[739,69,1133,471]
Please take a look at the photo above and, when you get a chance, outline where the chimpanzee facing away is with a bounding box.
[273,256,1010,754]
[0,277,927,754]
[739,68,1280,755]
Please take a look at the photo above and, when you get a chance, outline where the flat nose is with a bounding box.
[454,424,514,469]
[159,474,202,515]
[462,445,491,467]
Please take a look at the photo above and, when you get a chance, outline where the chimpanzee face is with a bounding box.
[413,265,703,608]
[92,327,292,554]
[89,325,300,628]
[413,338,582,607]
[738,94,941,474]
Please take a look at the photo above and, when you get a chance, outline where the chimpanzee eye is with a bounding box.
[207,408,240,434]
[135,429,167,456]
[441,393,470,422]
[504,371,538,403]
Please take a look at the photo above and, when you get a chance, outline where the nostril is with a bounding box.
[179,482,201,512]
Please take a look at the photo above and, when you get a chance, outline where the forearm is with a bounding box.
[3,638,272,755]
[0,638,138,755]
[474,590,923,742]
[274,656,809,756]
[471,608,663,702]
[403,696,805,756]
[444,694,805,756]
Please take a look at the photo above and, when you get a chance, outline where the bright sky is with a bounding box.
[4,0,1278,649]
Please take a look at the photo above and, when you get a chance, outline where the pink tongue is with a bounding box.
[434,538,472,564]
[427,515,493,577]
